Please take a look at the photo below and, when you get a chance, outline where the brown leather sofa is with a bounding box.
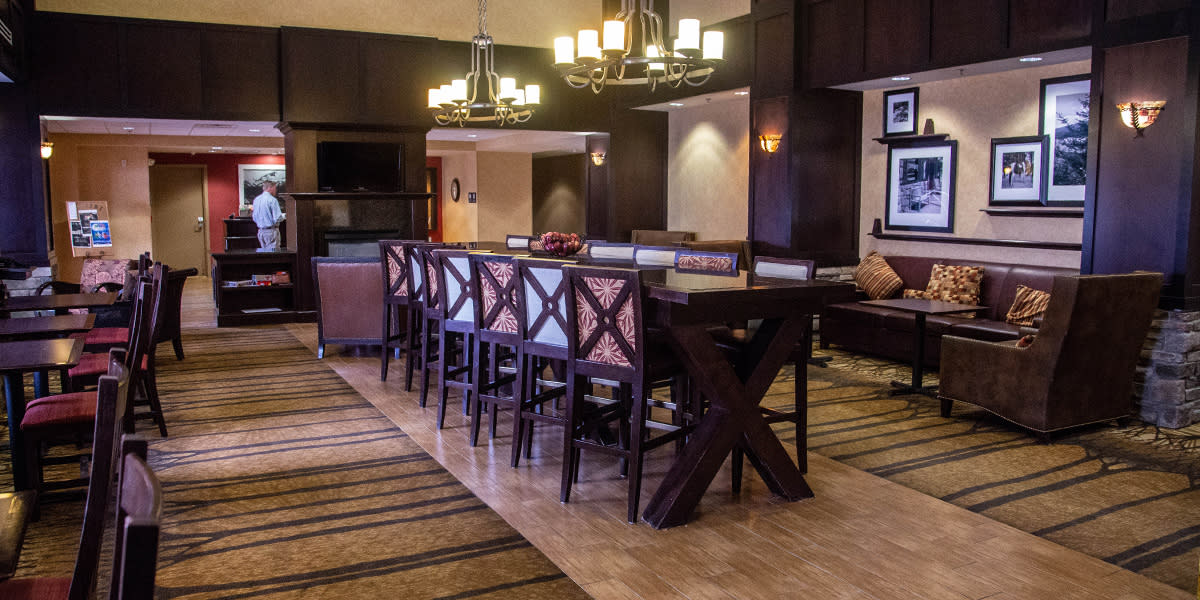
[820,255,1077,367]
[938,272,1162,435]
[312,257,384,358]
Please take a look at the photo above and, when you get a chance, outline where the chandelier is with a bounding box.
[552,0,723,94]
[428,0,539,127]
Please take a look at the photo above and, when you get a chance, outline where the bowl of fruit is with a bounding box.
[537,232,585,257]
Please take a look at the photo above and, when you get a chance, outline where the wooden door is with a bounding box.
[149,164,208,273]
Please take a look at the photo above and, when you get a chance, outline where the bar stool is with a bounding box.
[379,240,420,384]
[468,253,521,446]
[429,248,477,428]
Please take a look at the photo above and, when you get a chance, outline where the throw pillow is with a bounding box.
[1005,284,1051,326]
[1016,334,1035,348]
[854,251,904,300]
[901,289,929,299]
[923,263,984,318]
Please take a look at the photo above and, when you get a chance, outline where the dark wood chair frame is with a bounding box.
[468,253,521,447]
[561,265,689,523]
[111,435,164,600]
[427,248,476,425]
[378,240,421,383]
[403,242,445,401]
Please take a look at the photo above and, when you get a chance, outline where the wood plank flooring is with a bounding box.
[181,276,1191,600]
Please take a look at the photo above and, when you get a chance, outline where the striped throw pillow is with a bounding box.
[1005,285,1051,326]
[854,252,904,300]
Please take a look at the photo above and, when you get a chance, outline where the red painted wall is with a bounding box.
[149,152,285,259]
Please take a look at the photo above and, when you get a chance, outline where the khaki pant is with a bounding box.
[258,227,280,251]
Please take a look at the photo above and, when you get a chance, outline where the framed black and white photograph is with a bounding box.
[883,87,919,137]
[989,135,1048,206]
[238,164,287,210]
[885,141,957,233]
[1039,75,1090,205]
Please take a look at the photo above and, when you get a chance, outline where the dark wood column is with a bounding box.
[0,82,49,266]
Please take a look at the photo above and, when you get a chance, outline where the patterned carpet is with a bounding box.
[768,347,1200,595]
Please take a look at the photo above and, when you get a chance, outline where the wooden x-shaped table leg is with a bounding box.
[642,313,812,528]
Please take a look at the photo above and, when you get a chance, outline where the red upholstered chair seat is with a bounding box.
[0,575,71,598]
[20,393,98,430]
[68,353,146,379]
[84,327,128,346]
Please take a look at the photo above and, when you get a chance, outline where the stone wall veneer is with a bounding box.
[1138,309,1200,428]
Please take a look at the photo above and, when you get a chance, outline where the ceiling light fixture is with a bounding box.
[668,102,684,107]
[553,0,723,94]
[428,0,539,127]
[891,76,911,81]
[734,91,749,96]
[122,126,136,132]
[248,129,262,133]
[1018,56,1043,62]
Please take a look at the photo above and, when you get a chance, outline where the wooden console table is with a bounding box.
[211,251,317,327]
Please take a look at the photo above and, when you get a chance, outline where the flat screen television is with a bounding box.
[316,142,403,192]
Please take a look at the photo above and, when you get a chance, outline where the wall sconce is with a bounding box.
[40,141,53,159]
[1116,101,1166,137]
[758,134,782,154]
[589,151,606,166]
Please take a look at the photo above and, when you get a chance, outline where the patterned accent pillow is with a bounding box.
[901,289,929,299]
[1005,285,1051,326]
[854,251,904,300]
[677,254,734,273]
[922,264,984,318]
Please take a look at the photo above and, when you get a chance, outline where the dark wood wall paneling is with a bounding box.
[1106,0,1189,21]
[34,13,280,120]
[1087,37,1192,303]
[802,0,864,88]
[749,96,790,257]
[930,0,1008,66]
[0,0,27,81]
[790,88,861,266]
[862,0,929,77]
[532,154,587,235]
[607,109,667,242]
[1008,0,1092,53]
[584,134,611,240]
[0,83,48,265]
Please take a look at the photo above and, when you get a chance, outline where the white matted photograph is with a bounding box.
[885,141,956,233]
[1039,74,1089,205]
[989,135,1048,206]
[238,164,287,210]
[882,87,919,137]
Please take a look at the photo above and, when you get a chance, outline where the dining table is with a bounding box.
[0,314,96,341]
[0,337,86,490]
[0,292,118,317]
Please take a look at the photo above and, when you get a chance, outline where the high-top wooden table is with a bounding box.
[0,292,118,317]
[640,270,855,528]
[0,337,86,490]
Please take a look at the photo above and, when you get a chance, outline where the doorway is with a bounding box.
[149,164,209,273]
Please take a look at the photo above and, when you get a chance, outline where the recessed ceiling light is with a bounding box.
[247,128,261,133]
[212,146,223,150]
[1019,56,1043,62]
[668,102,684,107]
[734,91,749,96]
[891,76,911,82]
[466,134,478,138]
[122,126,136,131]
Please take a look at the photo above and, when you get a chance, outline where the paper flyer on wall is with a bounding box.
[89,221,113,247]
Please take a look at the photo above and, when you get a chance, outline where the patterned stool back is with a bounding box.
[471,253,521,340]
[563,265,644,376]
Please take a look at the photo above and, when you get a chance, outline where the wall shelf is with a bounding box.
[869,219,1082,251]
[981,207,1084,218]
[872,133,950,145]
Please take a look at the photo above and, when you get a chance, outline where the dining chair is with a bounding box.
[20,347,129,514]
[403,242,443,399]
[468,253,521,446]
[379,240,415,382]
[674,249,739,274]
[110,435,164,600]
[586,241,636,261]
[154,266,197,360]
[430,248,478,428]
[0,363,130,598]
[632,245,679,267]
[510,257,574,467]
[66,266,168,437]
[561,264,689,523]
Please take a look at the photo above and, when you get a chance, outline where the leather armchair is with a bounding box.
[938,272,1162,436]
[312,257,384,358]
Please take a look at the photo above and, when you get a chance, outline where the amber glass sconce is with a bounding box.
[1116,101,1165,137]
[758,134,782,154]
[589,151,606,166]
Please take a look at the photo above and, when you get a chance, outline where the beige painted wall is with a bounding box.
[667,96,749,241]
[439,151,478,244]
[47,133,282,281]
[671,0,750,28]
[38,0,600,48]
[860,60,1090,268]
[476,152,533,243]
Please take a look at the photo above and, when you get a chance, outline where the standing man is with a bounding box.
[251,179,283,251]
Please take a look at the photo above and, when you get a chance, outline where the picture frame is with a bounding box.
[238,164,287,210]
[883,87,919,137]
[989,135,1049,206]
[884,141,957,233]
[1038,74,1090,205]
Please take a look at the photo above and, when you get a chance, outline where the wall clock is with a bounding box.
[450,178,461,202]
